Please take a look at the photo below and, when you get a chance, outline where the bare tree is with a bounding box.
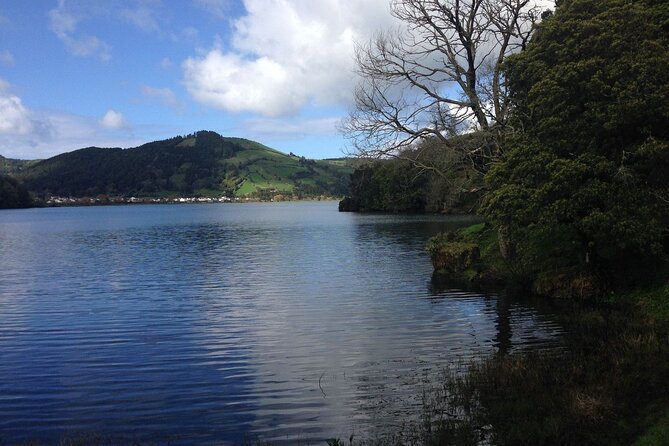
[341,0,543,174]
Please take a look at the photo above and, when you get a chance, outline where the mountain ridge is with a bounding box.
[8,131,353,199]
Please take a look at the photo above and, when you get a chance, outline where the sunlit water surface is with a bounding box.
[0,202,564,444]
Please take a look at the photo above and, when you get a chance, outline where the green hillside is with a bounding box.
[13,131,353,198]
[0,155,38,177]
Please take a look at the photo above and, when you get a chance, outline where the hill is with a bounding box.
[12,131,353,199]
[0,155,38,177]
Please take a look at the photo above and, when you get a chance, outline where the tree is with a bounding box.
[482,142,666,288]
[0,176,33,209]
[341,0,543,174]
[481,0,669,292]
[504,0,669,159]
[339,137,483,213]
[339,159,429,212]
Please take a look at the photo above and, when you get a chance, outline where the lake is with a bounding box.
[0,201,564,444]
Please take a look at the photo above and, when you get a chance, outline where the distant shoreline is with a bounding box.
[37,195,343,208]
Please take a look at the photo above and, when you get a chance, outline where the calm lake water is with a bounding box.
[0,201,564,444]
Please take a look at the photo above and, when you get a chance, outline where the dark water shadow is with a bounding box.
[428,274,568,355]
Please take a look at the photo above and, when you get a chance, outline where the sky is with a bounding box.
[0,0,406,160]
[0,0,553,161]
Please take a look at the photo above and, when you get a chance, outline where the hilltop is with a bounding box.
[7,131,353,199]
[0,155,38,177]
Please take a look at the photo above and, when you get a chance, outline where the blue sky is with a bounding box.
[0,0,398,160]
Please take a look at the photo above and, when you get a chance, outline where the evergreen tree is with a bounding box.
[482,0,669,290]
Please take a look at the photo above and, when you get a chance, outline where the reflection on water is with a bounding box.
[0,202,564,444]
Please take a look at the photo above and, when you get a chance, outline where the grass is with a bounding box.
[235,180,254,196]
[235,177,295,196]
[635,407,669,446]
[221,143,351,198]
[607,284,669,322]
[428,223,509,287]
[445,282,669,446]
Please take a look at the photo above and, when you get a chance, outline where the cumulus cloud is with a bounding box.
[183,0,397,117]
[100,109,127,129]
[0,81,144,159]
[0,108,143,160]
[0,82,72,158]
[184,51,297,116]
[0,93,33,135]
[183,0,556,118]
[48,0,112,61]
[0,110,145,160]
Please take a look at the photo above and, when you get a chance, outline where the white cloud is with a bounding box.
[183,0,397,117]
[0,81,144,160]
[100,109,127,129]
[0,50,15,66]
[0,80,34,136]
[48,0,112,62]
[141,86,182,110]
[0,109,144,160]
[536,0,556,10]
[0,114,145,160]
[0,93,33,135]
[184,51,297,116]
[0,83,85,158]
[183,0,556,119]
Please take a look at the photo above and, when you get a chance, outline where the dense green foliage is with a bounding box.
[340,160,429,212]
[0,155,37,177]
[15,131,352,199]
[0,175,33,209]
[428,222,509,287]
[340,141,482,213]
[504,0,669,158]
[480,0,669,293]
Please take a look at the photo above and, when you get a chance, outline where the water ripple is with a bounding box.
[0,203,565,444]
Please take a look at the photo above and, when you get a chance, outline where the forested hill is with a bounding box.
[0,155,37,177]
[11,131,352,198]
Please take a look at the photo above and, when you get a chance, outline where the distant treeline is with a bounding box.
[340,137,484,214]
[339,157,481,214]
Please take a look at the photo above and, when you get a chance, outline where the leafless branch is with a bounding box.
[341,0,546,174]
